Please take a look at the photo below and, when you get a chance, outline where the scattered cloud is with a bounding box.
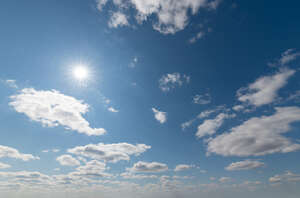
[68,143,151,163]
[225,160,265,171]
[193,93,211,105]
[126,161,168,173]
[129,57,138,68]
[152,108,167,124]
[108,107,119,113]
[0,162,11,169]
[56,155,81,167]
[4,79,18,89]
[207,106,300,157]
[269,171,300,183]
[9,88,106,136]
[237,68,295,106]
[0,145,39,161]
[287,90,300,102]
[219,177,231,183]
[196,113,235,138]
[121,172,158,179]
[159,73,190,92]
[42,148,60,153]
[174,164,195,172]
[108,11,129,28]
[97,0,222,34]
[232,105,244,111]
[269,49,300,67]
[189,31,206,44]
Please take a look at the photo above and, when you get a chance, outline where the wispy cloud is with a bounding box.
[225,160,265,171]
[159,73,190,92]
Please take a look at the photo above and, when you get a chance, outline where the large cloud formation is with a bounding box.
[97,0,222,34]
[10,88,106,136]
[207,106,300,157]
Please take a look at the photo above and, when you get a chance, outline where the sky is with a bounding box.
[0,0,300,198]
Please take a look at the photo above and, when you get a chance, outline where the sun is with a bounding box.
[73,65,89,81]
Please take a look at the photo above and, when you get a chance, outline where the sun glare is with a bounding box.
[73,65,89,81]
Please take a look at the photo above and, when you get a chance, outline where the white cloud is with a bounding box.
[288,90,300,102]
[207,106,300,157]
[127,161,168,173]
[108,11,129,28]
[193,93,211,105]
[269,49,300,67]
[159,73,190,92]
[269,171,300,183]
[97,0,222,34]
[121,172,158,179]
[237,68,295,107]
[68,143,151,163]
[108,107,119,113]
[10,88,106,136]
[0,162,10,169]
[174,164,194,172]
[129,57,138,68]
[189,31,206,43]
[4,79,18,89]
[56,155,81,167]
[232,105,244,111]
[42,148,60,153]
[152,108,167,124]
[218,177,231,183]
[0,145,39,161]
[196,113,235,138]
[73,160,109,178]
[225,160,264,171]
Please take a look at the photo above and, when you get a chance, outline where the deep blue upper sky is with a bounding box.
[0,1,300,198]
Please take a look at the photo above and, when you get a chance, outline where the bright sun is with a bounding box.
[73,65,89,81]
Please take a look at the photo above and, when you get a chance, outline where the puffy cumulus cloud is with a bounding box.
[269,171,300,183]
[97,0,222,34]
[71,160,110,178]
[196,113,235,138]
[0,145,39,161]
[207,107,300,157]
[237,68,295,107]
[225,160,265,171]
[127,161,168,173]
[108,11,129,28]
[0,162,10,169]
[193,93,211,105]
[152,108,167,124]
[9,88,106,136]
[174,164,195,172]
[56,155,80,167]
[68,143,151,163]
[159,73,190,92]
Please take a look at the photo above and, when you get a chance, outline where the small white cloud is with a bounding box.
[232,105,244,111]
[237,68,295,107]
[174,164,195,172]
[225,160,265,171]
[159,73,190,92]
[219,177,231,183]
[108,107,119,113]
[193,93,211,105]
[10,88,106,136]
[0,145,39,161]
[0,162,11,169]
[4,79,18,89]
[196,113,235,138]
[120,172,158,179]
[189,31,205,44]
[127,161,168,173]
[152,108,167,124]
[68,143,151,163]
[56,155,80,167]
[108,11,129,28]
[269,171,300,183]
[129,57,138,68]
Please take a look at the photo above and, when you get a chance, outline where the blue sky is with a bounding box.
[1,0,300,197]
